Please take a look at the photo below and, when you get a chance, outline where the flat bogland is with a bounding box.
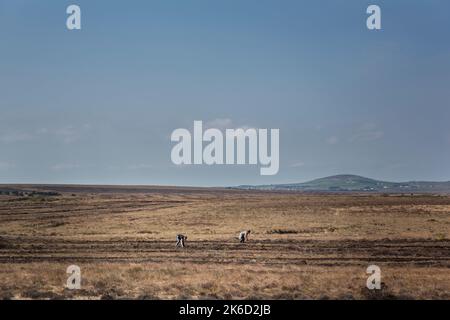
[0,186,448,299]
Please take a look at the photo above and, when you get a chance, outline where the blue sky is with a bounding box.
[0,0,449,186]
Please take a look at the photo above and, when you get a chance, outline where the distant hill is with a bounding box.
[235,174,450,193]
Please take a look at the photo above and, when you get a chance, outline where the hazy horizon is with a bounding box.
[1,172,450,189]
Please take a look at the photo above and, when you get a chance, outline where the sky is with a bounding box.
[0,0,449,186]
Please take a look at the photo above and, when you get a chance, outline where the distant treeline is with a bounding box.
[0,190,60,197]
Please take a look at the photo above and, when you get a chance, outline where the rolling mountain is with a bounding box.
[236,174,450,193]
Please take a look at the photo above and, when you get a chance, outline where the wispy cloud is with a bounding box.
[326,136,339,145]
[127,163,154,170]
[204,118,255,132]
[51,163,81,171]
[0,161,16,169]
[0,124,91,145]
[349,123,384,142]
[0,132,33,143]
[205,118,233,130]
[290,161,305,168]
[52,124,91,144]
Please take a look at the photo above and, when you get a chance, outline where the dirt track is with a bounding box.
[1,236,448,267]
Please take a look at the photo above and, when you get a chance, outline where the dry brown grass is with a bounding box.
[0,187,449,299]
